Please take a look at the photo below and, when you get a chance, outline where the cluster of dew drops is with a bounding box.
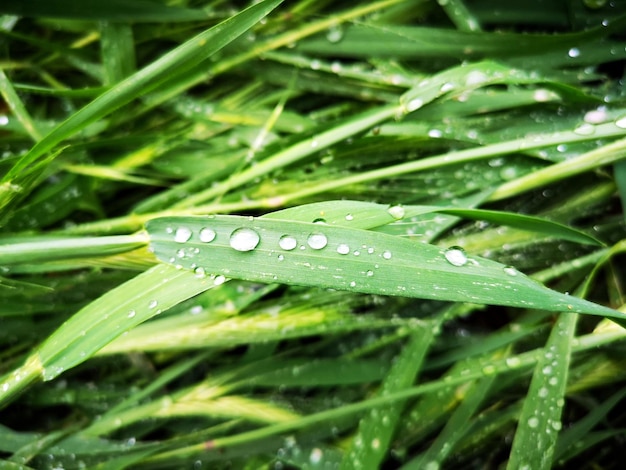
[162,206,520,285]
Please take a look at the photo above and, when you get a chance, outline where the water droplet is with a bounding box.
[148,300,158,309]
[538,387,549,398]
[527,416,539,428]
[503,266,518,276]
[194,267,206,278]
[174,227,192,243]
[127,310,136,318]
[568,47,581,58]
[444,246,468,267]
[345,213,354,221]
[337,243,350,255]
[349,281,356,287]
[278,235,297,251]
[366,270,374,277]
[584,108,608,124]
[574,123,595,135]
[387,205,405,220]
[506,357,521,367]
[405,98,423,112]
[614,116,626,128]
[428,128,443,138]
[213,274,226,285]
[229,228,260,252]
[277,254,284,261]
[310,448,323,464]
[326,25,343,43]
[382,250,392,260]
[307,233,328,250]
[199,227,216,243]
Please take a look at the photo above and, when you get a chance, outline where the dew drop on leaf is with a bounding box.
[278,235,297,251]
[382,250,392,260]
[174,227,192,243]
[229,228,260,252]
[444,246,468,266]
[503,266,518,276]
[387,204,405,220]
[307,232,328,250]
[198,227,216,243]
[337,243,350,255]
[214,274,226,285]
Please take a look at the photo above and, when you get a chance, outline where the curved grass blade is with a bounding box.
[146,215,621,317]
[0,264,213,408]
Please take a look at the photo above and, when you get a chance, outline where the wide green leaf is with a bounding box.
[146,214,620,317]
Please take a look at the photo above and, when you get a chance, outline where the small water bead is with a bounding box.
[366,270,374,277]
[568,47,581,58]
[615,116,626,129]
[213,274,226,286]
[229,228,260,252]
[527,417,540,428]
[406,98,423,112]
[503,266,518,276]
[174,227,192,243]
[444,246,468,267]
[387,205,405,220]
[382,250,392,260]
[574,123,595,135]
[337,243,350,255]
[345,213,354,221]
[148,300,158,309]
[277,254,285,261]
[309,448,323,464]
[127,310,136,318]
[349,281,357,287]
[307,233,328,250]
[194,267,206,278]
[278,235,297,251]
[198,227,216,243]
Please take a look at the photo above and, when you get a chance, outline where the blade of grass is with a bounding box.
[0,0,284,215]
[146,214,621,317]
[506,312,578,470]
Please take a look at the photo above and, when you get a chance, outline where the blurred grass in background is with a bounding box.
[1,0,626,468]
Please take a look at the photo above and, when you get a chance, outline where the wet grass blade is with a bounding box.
[146,214,621,317]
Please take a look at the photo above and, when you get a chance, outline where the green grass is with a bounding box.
[1,1,626,468]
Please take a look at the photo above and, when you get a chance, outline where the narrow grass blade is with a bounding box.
[339,324,435,469]
[507,312,578,470]
[0,0,214,22]
[0,234,147,265]
[146,214,621,317]
[0,264,213,408]
[0,0,283,213]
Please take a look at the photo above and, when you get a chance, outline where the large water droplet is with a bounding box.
[614,116,626,128]
[278,235,297,251]
[444,246,468,267]
[387,205,405,220]
[527,416,539,428]
[174,227,192,243]
[337,243,350,255]
[229,228,260,252]
[307,233,328,250]
[199,227,216,243]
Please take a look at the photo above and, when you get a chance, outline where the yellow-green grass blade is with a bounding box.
[0,0,283,214]
[146,214,621,317]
